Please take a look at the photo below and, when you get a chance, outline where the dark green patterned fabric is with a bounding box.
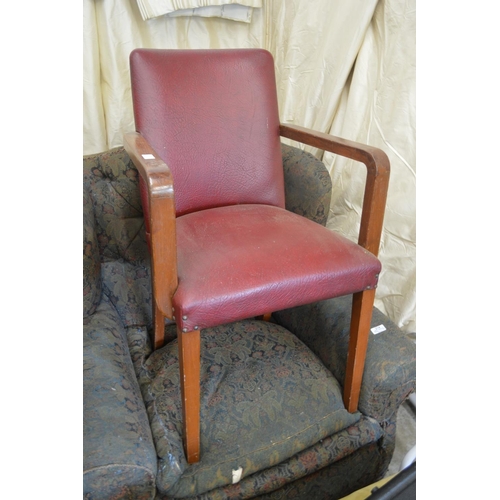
[83,296,157,500]
[101,259,153,328]
[126,324,397,500]
[252,439,389,500]
[84,147,153,328]
[281,143,332,227]
[174,418,384,500]
[83,180,102,320]
[133,320,361,498]
[83,147,148,266]
[273,296,416,424]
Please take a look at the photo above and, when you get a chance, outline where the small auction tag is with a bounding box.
[371,324,386,335]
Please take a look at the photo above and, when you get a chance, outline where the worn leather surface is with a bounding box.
[137,142,331,259]
[130,48,285,217]
[173,204,381,332]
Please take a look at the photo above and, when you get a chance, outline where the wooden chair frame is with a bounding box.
[124,124,390,464]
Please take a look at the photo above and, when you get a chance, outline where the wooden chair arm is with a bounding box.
[280,124,390,257]
[123,132,178,319]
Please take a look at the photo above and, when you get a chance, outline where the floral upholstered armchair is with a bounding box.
[83,145,416,500]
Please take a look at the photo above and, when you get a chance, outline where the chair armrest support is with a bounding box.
[280,124,390,256]
[124,132,178,319]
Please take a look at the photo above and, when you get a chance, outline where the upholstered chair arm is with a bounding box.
[124,132,178,320]
[83,306,158,498]
[273,296,416,424]
[281,143,332,227]
[83,180,102,319]
[280,124,390,257]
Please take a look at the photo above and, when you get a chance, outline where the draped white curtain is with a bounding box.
[135,0,261,22]
[83,0,416,333]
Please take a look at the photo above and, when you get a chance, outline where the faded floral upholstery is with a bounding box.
[135,320,361,498]
[83,146,416,500]
[83,148,148,266]
[83,295,157,499]
[126,323,397,500]
[83,179,102,319]
[273,297,417,425]
[281,143,331,227]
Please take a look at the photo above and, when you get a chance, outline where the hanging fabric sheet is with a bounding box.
[136,0,262,23]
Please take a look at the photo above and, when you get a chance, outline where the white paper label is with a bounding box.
[371,324,386,335]
[141,154,155,160]
[232,466,243,484]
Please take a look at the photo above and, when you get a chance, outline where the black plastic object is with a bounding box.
[368,461,416,499]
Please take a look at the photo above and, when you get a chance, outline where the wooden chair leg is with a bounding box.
[177,327,201,464]
[152,300,165,350]
[343,289,376,412]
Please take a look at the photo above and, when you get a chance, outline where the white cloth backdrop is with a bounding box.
[83,0,416,333]
[135,0,262,22]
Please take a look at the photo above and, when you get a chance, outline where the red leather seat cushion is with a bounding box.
[173,205,381,332]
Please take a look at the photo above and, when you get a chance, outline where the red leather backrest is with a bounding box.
[130,49,285,216]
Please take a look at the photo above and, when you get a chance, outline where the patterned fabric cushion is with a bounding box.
[188,417,384,500]
[135,320,361,498]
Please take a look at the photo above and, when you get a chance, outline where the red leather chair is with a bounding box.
[124,48,390,464]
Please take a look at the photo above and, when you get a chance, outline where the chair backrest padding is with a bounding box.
[130,48,285,216]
